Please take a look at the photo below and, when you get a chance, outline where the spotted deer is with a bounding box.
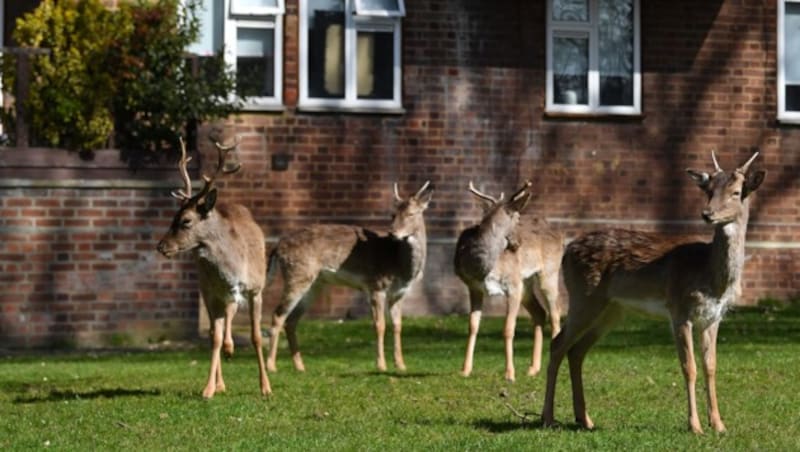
[542,151,765,433]
[266,182,433,372]
[157,137,271,399]
[455,181,563,382]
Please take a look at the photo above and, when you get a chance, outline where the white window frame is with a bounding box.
[546,0,641,116]
[188,0,284,111]
[230,0,284,16]
[778,0,800,123]
[299,0,404,112]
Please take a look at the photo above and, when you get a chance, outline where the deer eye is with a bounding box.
[732,191,741,198]
[180,218,192,229]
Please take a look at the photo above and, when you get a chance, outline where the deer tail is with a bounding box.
[266,246,279,285]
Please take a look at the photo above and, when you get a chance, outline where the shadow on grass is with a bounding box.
[13,387,161,404]
[336,370,440,379]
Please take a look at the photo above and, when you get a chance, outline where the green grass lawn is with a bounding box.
[2,307,799,450]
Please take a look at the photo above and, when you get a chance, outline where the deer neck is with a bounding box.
[709,201,749,297]
[407,223,427,279]
[193,214,238,277]
[471,221,512,277]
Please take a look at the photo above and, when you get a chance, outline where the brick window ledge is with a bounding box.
[0,147,198,181]
[543,111,646,121]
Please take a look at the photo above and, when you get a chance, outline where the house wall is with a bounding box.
[2,0,800,348]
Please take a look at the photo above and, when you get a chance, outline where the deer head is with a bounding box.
[390,181,434,240]
[157,136,240,258]
[686,151,765,225]
[469,180,532,239]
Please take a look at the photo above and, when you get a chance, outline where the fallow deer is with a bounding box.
[266,182,433,373]
[455,181,563,382]
[541,151,765,433]
[157,137,271,399]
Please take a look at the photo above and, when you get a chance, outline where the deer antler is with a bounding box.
[737,151,759,174]
[393,183,403,202]
[469,181,503,205]
[711,149,722,174]
[170,137,194,202]
[195,136,241,199]
[510,180,533,202]
[414,180,431,198]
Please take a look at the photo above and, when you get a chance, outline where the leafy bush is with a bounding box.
[8,0,125,151]
[111,0,239,166]
[4,0,238,163]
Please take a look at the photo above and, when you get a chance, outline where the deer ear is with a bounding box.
[198,188,218,216]
[417,189,434,209]
[686,169,710,188]
[508,190,531,213]
[743,169,765,199]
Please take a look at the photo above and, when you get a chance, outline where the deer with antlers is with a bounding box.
[455,181,563,382]
[265,182,433,373]
[157,136,271,399]
[541,151,765,433]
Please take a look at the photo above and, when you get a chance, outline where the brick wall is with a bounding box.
[3,0,800,348]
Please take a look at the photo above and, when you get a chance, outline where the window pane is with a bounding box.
[236,27,275,98]
[357,31,394,100]
[356,0,400,12]
[785,4,800,84]
[307,0,345,99]
[552,0,588,22]
[787,85,800,112]
[553,36,588,105]
[599,0,634,106]
[187,0,224,56]
[231,0,279,9]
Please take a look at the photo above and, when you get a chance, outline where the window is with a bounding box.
[188,0,284,110]
[779,0,800,122]
[299,0,404,112]
[546,0,640,115]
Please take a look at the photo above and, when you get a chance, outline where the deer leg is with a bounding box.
[203,316,226,399]
[461,287,484,377]
[523,280,546,377]
[370,291,388,371]
[267,279,314,372]
[566,304,623,430]
[701,320,725,433]
[249,293,272,396]
[503,283,523,382]
[285,300,309,372]
[223,301,238,359]
[542,293,605,427]
[673,320,703,434]
[534,270,562,338]
[389,298,406,371]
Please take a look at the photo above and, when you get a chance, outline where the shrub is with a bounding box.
[9,0,126,152]
[111,0,239,167]
[4,0,239,163]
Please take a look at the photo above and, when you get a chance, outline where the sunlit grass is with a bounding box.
[2,306,799,450]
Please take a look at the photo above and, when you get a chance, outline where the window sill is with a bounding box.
[777,115,800,125]
[297,104,406,115]
[544,110,645,121]
[238,104,287,113]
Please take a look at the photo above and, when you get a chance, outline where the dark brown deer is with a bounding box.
[157,137,271,399]
[266,182,433,373]
[542,151,765,433]
[455,181,563,382]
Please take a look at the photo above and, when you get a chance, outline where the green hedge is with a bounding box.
[4,0,238,163]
